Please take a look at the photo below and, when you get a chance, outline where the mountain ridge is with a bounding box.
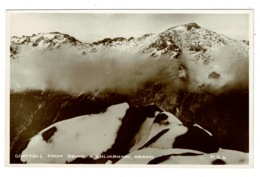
[10,22,249,61]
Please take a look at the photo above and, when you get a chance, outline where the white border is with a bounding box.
[1,1,258,177]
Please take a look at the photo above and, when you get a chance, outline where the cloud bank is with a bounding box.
[11,47,179,94]
[10,46,248,95]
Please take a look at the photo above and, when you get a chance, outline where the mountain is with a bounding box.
[10,23,248,61]
[10,22,249,91]
[9,23,249,164]
[10,32,88,58]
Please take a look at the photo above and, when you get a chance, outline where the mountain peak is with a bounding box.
[166,22,201,32]
[10,32,86,59]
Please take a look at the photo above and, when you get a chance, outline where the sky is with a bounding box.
[7,11,250,43]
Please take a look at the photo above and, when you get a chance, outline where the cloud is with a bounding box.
[182,46,249,92]
[10,46,181,94]
[10,45,249,95]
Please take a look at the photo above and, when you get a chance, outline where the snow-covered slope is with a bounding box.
[21,103,129,163]
[19,102,248,165]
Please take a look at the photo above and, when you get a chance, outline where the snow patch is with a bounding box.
[193,123,213,136]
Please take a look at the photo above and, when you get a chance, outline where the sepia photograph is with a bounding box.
[6,10,253,166]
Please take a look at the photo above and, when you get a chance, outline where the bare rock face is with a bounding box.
[185,22,201,30]
[208,72,221,79]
